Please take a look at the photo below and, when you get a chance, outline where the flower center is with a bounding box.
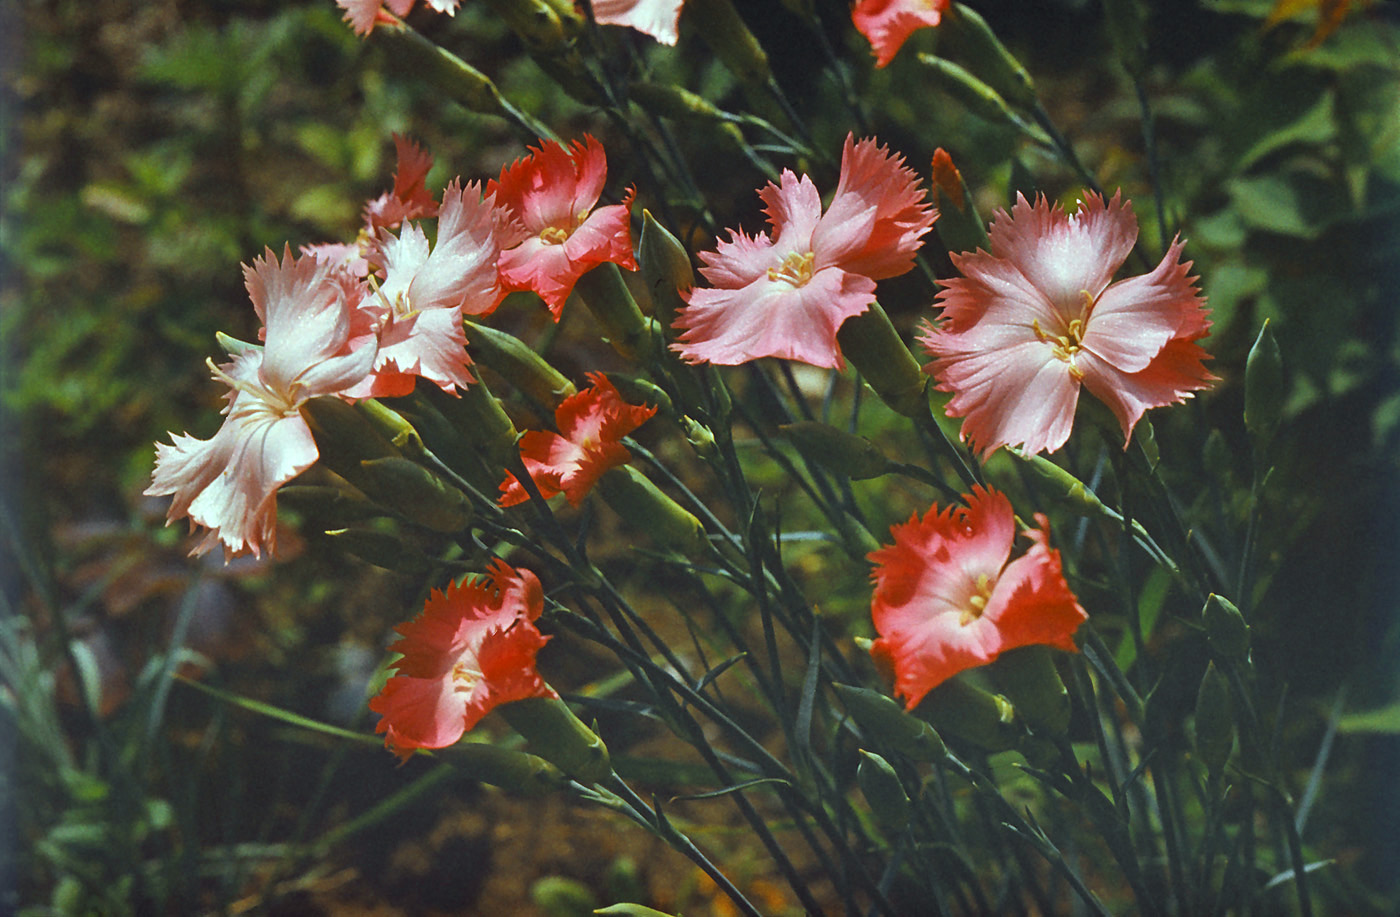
[451,655,484,693]
[206,357,300,416]
[959,573,995,627]
[767,251,815,287]
[539,226,571,245]
[1032,291,1094,381]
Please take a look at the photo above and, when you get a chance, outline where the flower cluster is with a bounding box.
[149,135,635,559]
[368,560,555,759]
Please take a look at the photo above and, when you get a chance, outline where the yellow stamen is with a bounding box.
[959,573,995,626]
[766,251,815,287]
[539,226,570,245]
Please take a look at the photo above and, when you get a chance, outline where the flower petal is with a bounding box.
[989,192,1138,312]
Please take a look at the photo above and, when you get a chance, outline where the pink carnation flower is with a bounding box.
[347,179,505,398]
[488,136,637,319]
[590,0,686,45]
[852,0,949,69]
[672,134,935,369]
[146,248,378,559]
[369,560,556,760]
[920,192,1214,456]
[869,487,1087,709]
[364,133,440,235]
[500,373,658,507]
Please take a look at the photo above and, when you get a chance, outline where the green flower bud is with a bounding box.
[324,526,429,575]
[596,465,709,556]
[482,0,574,53]
[530,876,597,917]
[630,82,727,124]
[1245,320,1284,454]
[991,646,1071,736]
[393,388,507,493]
[917,54,1038,138]
[945,4,1037,109]
[356,399,428,457]
[378,23,510,117]
[500,696,612,784]
[857,750,912,831]
[1009,449,1111,518]
[573,263,659,364]
[781,422,891,480]
[638,209,695,337]
[301,396,399,483]
[918,677,1021,752]
[465,320,577,408]
[1194,661,1234,776]
[278,484,383,527]
[424,375,520,468]
[680,416,719,461]
[930,148,990,255]
[836,303,928,418]
[686,0,771,86]
[833,683,946,762]
[606,373,675,418]
[356,457,473,532]
[435,741,569,796]
[1203,594,1251,660]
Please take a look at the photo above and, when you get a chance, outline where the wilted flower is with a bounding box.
[369,561,555,759]
[920,192,1213,456]
[488,136,637,318]
[146,248,378,559]
[500,373,657,507]
[672,134,934,369]
[590,0,686,45]
[869,487,1087,709]
[348,179,504,398]
[852,0,950,68]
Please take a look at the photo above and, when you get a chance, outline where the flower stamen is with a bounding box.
[767,251,816,287]
[959,573,995,626]
[539,226,571,245]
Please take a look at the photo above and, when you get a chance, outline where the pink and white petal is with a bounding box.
[1077,338,1216,445]
[335,0,385,35]
[758,171,823,251]
[873,613,998,708]
[695,230,777,289]
[565,136,609,219]
[413,181,504,315]
[499,240,580,316]
[183,406,319,558]
[378,224,432,306]
[938,251,1066,337]
[422,0,461,14]
[991,193,1138,311]
[672,268,875,367]
[817,135,934,279]
[1081,246,1205,374]
[930,342,1080,455]
[589,0,685,44]
[376,307,473,393]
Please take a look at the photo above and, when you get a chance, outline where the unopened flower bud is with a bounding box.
[686,0,771,85]
[991,646,1071,736]
[781,422,891,480]
[435,741,569,796]
[325,526,429,575]
[1245,319,1284,455]
[1203,594,1251,660]
[356,399,428,457]
[857,750,911,830]
[499,696,611,784]
[596,465,709,556]
[606,373,675,418]
[945,4,1037,109]
[1009,449,1111,519]
[465,320,577,408]
[1194,661,1234,776]
[836,303,928,418]
[278,484,382,528]
[833,683,946,762]
[356,457,473,532]
[482,0,575,53]
[573,263,659,364]
[917,54,1039,138]
[918,677,1021,752]
[680,416,718,461]
[302,396,399,477]
[379,23,510,117]
[425,373,520,467]
[638,209,695,337]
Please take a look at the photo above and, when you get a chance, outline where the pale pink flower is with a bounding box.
[672,134,935,368]
[146,248,378,558]
[364,133,440,234]
[589,0,686,45]
[347,179,505,398]
[869,487,1087,709]
[852,0,949,69]
[488,136,637,319]
[920,192,1214,456]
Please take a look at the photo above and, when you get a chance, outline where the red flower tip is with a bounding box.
[868,487,1087,709]
[852,0,951,69]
